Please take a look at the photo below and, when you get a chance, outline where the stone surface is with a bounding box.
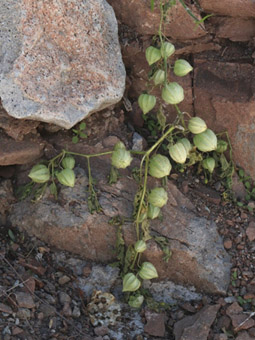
[0,132,44,166]
[143,281,202,305]
[0,0,125,128]
[144,311,165,337]
[194,59,255,178]
[0,103,40,141]
[226,302,255,331]
[209,17,255,42]
[108,0,206,39]
[9,152,231,294]
[174,304,221,340]
[15,292,35,309]
[246,221,255,242]
[198,0,255,18]
[236,331,255,340]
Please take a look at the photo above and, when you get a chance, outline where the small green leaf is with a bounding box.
[237,202,244,207]
[239,169,245,178]
[232,271,237,280]
[79,122,86,130]
[8,229,16,242]
[150,0,155,11]
[72,136,79,144]
[80,132,87,139]
[245,181,251,189]
[72,129,78,134]
[49,182,58,199]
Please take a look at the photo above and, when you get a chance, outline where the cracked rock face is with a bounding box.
[0,0,125,128]
[9,157,231,294]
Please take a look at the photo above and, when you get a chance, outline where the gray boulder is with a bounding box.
[0,0,125,128]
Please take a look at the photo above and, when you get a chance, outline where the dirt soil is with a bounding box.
[1,109,255,340]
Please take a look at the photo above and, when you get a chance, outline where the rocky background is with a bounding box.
[1,1,255,339]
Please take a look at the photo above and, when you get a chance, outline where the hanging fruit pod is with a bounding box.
[193,129,217,152]
[138,94,156,115]
[188,117,207,134]
[169,142,187,164]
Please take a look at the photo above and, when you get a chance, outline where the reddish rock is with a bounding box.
[226,302,255,331]
[198,0,255,18]
[0,132,44,166]
[194,59,255,178]
[224,239,232,250]
[209,17,255,42]
[15,292,35,309]
[236,331,255,340]
[174,304,221,340]
[144,311,165,337]
[0,303,13,314]
[9,153,231,294]
[231,173,247,201]
[246,222,255,242]
[109,0,206,39]
[0,104,39,141]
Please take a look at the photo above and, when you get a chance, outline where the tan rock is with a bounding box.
[199,0,255,18]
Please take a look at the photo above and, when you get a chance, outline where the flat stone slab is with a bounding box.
[0,0,125,128]
[0,132,44,166]
[9,155,231,294]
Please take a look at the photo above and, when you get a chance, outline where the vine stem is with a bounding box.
[136,125,175,239]
[65,150,112,158]
[130,252,138,270]
[174,104,186,128]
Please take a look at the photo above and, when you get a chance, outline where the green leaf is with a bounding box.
[245,181,251,189]
[108,166,119,184]
[8,229,16,242]
[150,0,155,11]
[239,169,245,178]
[157,109,166,130]
[49,182,58,199]
[79,132,87,139]
[79,122,86,130]
[72,136,79,144]
[232,271,237,280]
[245,194,251,201]
[72,129,78,134]
[237,201,244,207]
[220,154,229,172]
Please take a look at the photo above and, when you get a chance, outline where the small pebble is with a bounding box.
[224,239,232,249]
[58,275,71,285]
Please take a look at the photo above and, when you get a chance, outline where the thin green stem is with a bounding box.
[136,155,149,239]
[178,0,201,24]
[174,104,186,128]
[130,252,138,270]
[65,150,112,158]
